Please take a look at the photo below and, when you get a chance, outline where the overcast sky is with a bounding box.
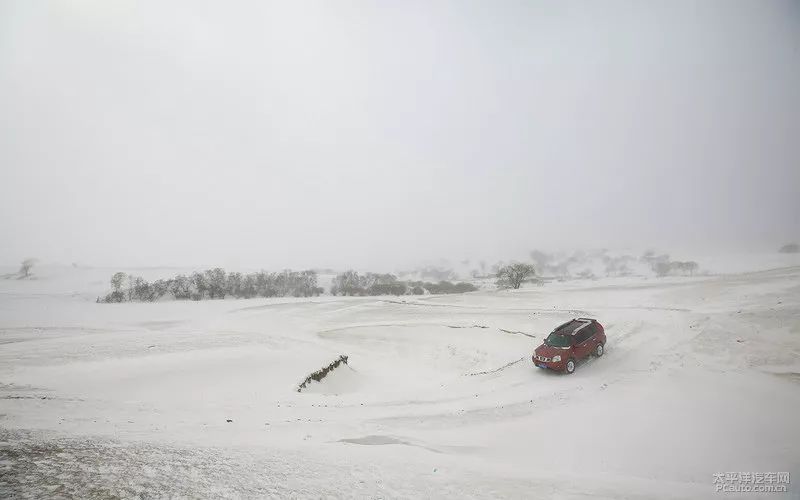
[1,1,798,270]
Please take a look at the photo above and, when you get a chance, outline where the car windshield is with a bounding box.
[544,333,572,348]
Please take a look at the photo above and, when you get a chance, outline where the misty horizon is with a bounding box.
[2,1,798,271]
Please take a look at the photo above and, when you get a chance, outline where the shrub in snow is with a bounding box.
[297,355,349,392]
[330,271,476,296]
[421,281,477,294]
[779,242,799,253]
[368,283,408,296]
[653,259,699,277]
[98,290,125,303]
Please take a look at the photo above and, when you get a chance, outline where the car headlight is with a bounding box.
[552,355,561,362]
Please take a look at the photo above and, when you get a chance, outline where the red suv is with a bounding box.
[533,318,606,374]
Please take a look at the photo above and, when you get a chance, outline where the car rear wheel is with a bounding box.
[565,358,575,374]
[595,343,604,357]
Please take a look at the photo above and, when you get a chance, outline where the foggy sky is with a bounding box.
[1,1,799,270]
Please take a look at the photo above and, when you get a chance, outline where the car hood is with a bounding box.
[535,343,571,358]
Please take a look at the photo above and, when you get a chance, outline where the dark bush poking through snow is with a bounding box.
[297,355,349,392]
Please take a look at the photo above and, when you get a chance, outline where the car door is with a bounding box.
[573,324,596,359]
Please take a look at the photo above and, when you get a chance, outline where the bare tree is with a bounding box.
[151,279,170,300]
[330,270,363,296]
[190,272,208,300]
[226,272,244,297]
[654,261,672,277]
[640,249,656,263]
[604,255,634,277]
[673,261,699,276]
[130,276,154,301]
[496,263,536,289]
[654,260,699,277]
[18,258,37,279]
[204,268,227,299]
[99,272,128,302]
[170,274,192,299]
[110,272,127,292]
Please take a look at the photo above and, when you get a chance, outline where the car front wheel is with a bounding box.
[565,358,575,374]
[595,343,604,357]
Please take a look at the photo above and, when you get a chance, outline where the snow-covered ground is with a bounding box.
[1,260,799,498]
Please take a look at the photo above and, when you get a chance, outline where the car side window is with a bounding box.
[575,326,593,344]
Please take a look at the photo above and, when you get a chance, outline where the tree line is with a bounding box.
[329,270,477,296]
[640,251,699,276]
[99,268,323,303]
[99,268,479,303]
